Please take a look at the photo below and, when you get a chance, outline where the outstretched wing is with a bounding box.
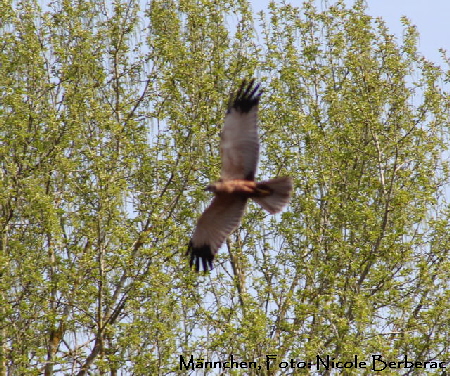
[220,80,262,181]
[187,195,247,271]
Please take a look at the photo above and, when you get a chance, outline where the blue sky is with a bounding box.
[251,0,450,65]
[366,0,450,63]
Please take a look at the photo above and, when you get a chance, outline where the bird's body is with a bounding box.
[187,80,293,271]
[207,180,258,195]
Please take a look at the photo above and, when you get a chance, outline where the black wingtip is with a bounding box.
[229,79,262,113]
[187,241,214,272]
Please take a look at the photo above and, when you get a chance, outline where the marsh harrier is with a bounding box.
[187,80,293,271]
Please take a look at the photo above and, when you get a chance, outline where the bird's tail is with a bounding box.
[252,176,293,214]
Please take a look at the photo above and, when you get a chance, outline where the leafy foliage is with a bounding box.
[1,0,449,374]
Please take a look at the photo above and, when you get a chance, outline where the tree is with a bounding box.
[1,0,449,374]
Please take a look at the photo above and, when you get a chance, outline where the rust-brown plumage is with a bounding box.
[187,80,293,271]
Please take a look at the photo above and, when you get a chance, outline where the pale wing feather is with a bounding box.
[191,195,247,253]
[220,107,260,180]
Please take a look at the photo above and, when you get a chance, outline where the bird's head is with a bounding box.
[205,183,217,192]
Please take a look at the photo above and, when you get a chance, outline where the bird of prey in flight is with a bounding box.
[187,79,293,271]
